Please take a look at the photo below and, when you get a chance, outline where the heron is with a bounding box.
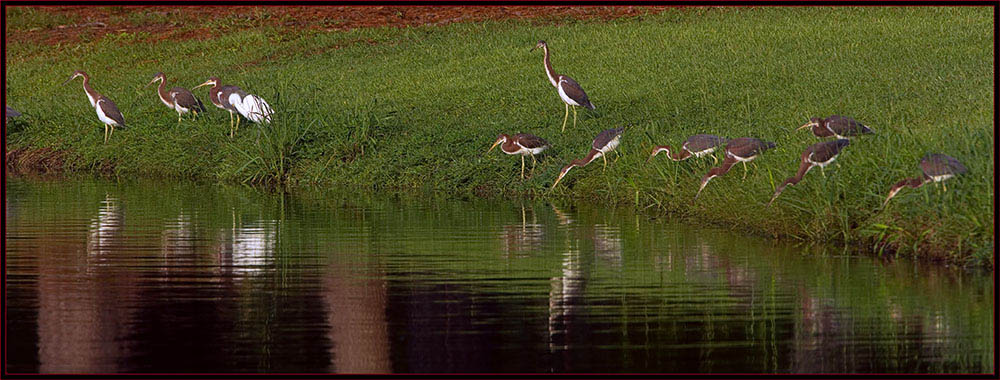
[192,77,250,137]
[882,153,967,208]
[488,133,551,179]
[694,137,776,200]
[551,127,623,189]
[146,72,205,124]
[767,139,851,207]
[531,40,595,132]
[798,115,873,139]
[647,134,729,164]
[63,70,126,144]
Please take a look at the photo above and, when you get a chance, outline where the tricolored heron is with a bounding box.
[531,40,595,132]
[63,70,126,144]
[146,72,205,124]
[798,115,873,139]
[882,153,967,207]
[694,137,776,200]
[192,77,244,137]
[767,139,851,207]
[647,134,729,164]
[488,133,551,179]
[551,127,623,189]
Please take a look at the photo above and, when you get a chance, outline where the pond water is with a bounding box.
[4,176,993,373]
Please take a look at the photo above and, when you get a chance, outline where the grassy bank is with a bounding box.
[5,7,993,266]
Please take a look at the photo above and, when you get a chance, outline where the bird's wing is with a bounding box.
[592,128,623,150]
[558,76,594,109]
[826,115,869,135]
[236,94,273,123]
[229,93,249,118]
[515,133,549,149]
[97,97,126,128]
[219,86,244,111]
[809,139,849,162]
[686,134,726,152]
[921,154,967,176]
[170,88,203,111]
[728,138,774,157]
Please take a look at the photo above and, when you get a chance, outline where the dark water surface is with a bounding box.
[4,177,993,373]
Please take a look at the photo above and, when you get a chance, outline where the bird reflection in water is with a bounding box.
[87,194,123,259]
[500,204,544,258]
[592,224,623,268]
[214,209,277,277]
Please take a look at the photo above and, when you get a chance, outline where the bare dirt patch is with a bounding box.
[7,6,671,46]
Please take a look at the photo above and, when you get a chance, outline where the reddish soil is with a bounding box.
[7,6,672,46]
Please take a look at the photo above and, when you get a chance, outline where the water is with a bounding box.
[4,177,993,373]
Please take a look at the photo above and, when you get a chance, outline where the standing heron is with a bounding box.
[192,77,244,137]
[767,139,850,207]
[694,137,776,200]
[647,134,729,164]
[551,127,623,189]
[488,133,551,179]
[63,70,126,144]
[882,153,967,207]
[531,40,595,132]
[229,89,273,125]
[146,72,205,124]
[798,115,873,139]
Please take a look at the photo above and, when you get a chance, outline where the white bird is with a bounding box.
[229,91,273,124]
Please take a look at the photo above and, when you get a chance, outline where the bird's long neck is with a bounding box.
[81,75,99,107]
[770,159,814,204]
[542,45,559,88]
[883,177,930,206]
[502,139,520,153]
[156,78,173,106]
[561,149,601,173]
[209,84,222,106]
[702,157,738,183]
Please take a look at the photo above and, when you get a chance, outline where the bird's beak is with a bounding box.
[61,76,76,86]
[487,140,502,154]
[530,46,536,52]
[144,78,157,88]
[551,171,568,190]
[797,122,813,131]
[192,80,213,89]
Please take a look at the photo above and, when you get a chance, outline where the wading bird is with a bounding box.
[647,134,729,164]
[230,90,273,125]
[881,153,967,207]
[767,139,850,207]
[694,137,776,200]
[798,115,873,139]
[146,72,205,124]
[551,127,623,189]
[531,40,595,132]
[488,133,551,179]
[63,70,126,144]
[192,77,245,137]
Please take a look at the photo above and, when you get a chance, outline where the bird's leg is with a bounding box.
[820,166,826,178]
[602,154,608,172]
[562,103,569,132]
[521,155,526,179]
[742,161,748,179]
[530,154,538,177]
[229,111,235,138]
[104,125,109,144]
[572,106,578,129]
[710,154,718,165]
[943,182,947,192]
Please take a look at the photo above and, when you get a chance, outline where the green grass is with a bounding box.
[4,7,993,266]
